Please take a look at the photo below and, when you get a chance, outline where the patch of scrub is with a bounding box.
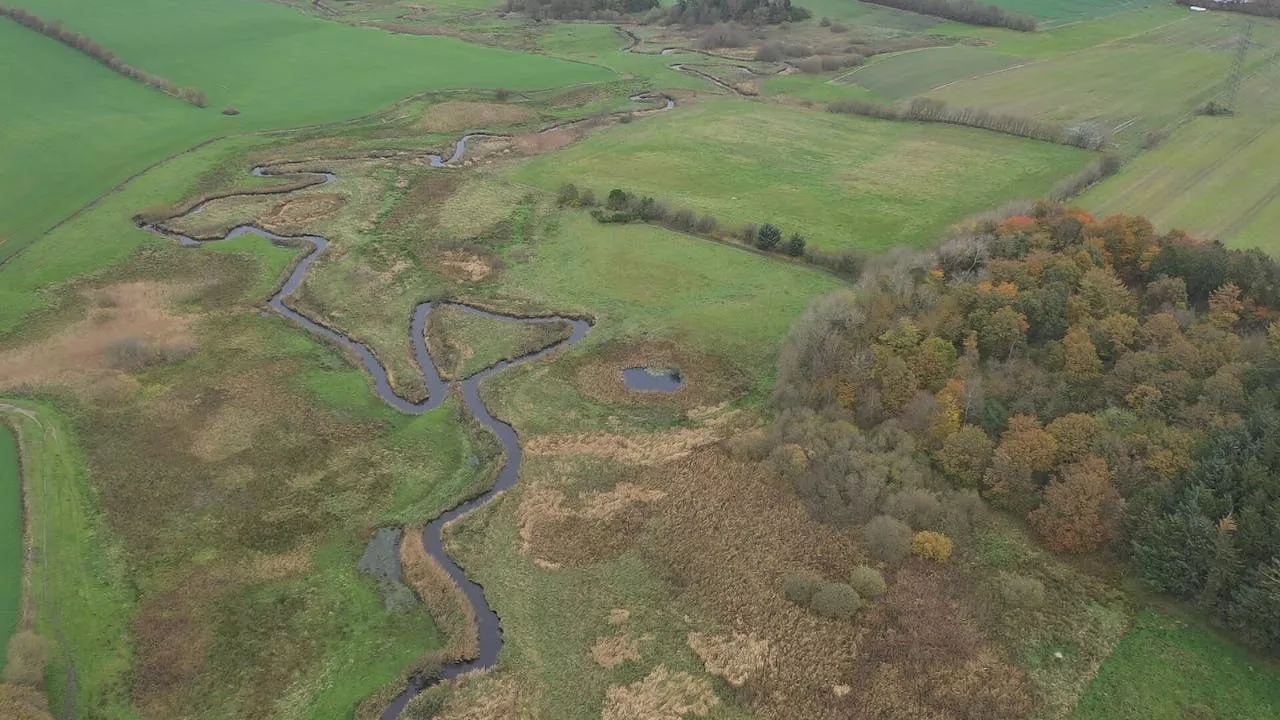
[0,424,19,674]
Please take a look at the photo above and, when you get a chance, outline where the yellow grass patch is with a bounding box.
[420,101,537,133]
[260,192,346,232]
[602,666,719,720]
[591,634,641,668]
[245,545,314,583]
[517,478,664,567]
[0,282,195,394]
[433,676,529,720]
[687,632,773,687]
[609,608,631,625]
[524,421,735,466]
[433,250,497,282]
[513,129,579,156]
[401,526,479,663]
[0,683,53,720]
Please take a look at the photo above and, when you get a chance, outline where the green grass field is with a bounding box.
[0,423,19,676]
[508,99,1092,253]
[1073,610,1280,720]
[838,45,1028,99]
[0,0,611,259]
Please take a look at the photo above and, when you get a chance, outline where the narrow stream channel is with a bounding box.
[134,97,676,716]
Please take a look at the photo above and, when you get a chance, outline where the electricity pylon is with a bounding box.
[1221,20,1254,114]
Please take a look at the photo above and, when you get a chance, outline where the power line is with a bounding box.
[1222,20,1254,114]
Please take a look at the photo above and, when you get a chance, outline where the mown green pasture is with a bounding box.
[0,423,19,675]
[1073,610,1280,720]
[0,0,611,258]
[508,99,1092,253]
[838,45,1028,99]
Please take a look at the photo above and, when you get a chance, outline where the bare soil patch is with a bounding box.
[0,282,195,394]
[421,102,538,133]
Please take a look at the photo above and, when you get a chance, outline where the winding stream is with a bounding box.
[136,92,675,718]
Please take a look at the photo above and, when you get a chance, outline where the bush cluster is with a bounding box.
[828,97,1110,150]
[783,571,865,620]
[0,6,207,106]
[562,185,865,279]
[911,530,955,562]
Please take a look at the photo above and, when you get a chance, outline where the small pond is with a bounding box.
[623,367,685,393]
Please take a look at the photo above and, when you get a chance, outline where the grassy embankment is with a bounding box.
[509,98,1092,253]
[0,0,612,259]
[0,424,18,674]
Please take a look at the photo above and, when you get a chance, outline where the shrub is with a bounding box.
[694,214,719,234]
[606,188,631,210]
[999,573,1046,608]
[756,223,782,250]
[556,183,580,207]
[865,515,913,563]
[783,570,823,605]
[104,337,150,370]
[830,21,849,32]
[3,632,50,687]
[495,88,511,101]
[886,488,942,530]
[579,188,597,207]
[619,112,634,124]
[819,15,831,25]
[911,530,954,562]
[782,42,814,58]
[848,565,887,599]
[698,22,748,49]
[741,223,759,245]
[786,233,806,257]
[754,42,783,62]
[221,107,240,116]
[670,208,698,232]
[810,582,864,620]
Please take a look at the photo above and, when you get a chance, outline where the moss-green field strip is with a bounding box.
[508,98,1092,253]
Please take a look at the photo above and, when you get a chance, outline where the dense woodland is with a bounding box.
[768,204,1280,652]
[861,0,1036,31]
[0,5,206,107]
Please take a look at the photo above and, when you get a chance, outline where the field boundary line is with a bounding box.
[0,137,225,270]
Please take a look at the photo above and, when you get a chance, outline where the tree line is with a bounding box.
[860,0,1036,31]
[557,184,864,278]
[829,97,1110,150]
[0,4,207,107]
[767,202,1280,654]
[504,0,806,23]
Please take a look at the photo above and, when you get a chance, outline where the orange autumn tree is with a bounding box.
[1028,456,1123,552]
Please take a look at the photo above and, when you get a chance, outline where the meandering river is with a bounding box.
[136,98,677,715]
